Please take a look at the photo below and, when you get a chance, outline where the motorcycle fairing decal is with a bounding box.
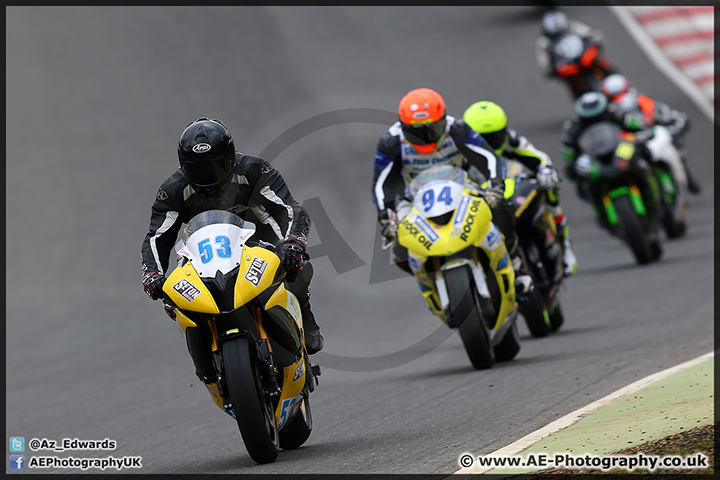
[602,195,620,226]
[244,257,268,287]
[277,395,302,430]
[497,254,509,270]
[460,198,488,244]
[452,195,471,235]
[276,356,306,428]
[264,283,303,330]
[172,278,201,303]
[415,215,440,243]
[234,246,281,309]
[163,263,220,314]
[293,361,305,381]
[479,223,502,251]
[203,382,228,412]
[515,189,538,219]
[399,217,435,252]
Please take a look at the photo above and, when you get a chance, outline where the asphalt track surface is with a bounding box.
[5,6,714,475]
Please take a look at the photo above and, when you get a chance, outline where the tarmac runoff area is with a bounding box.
[454,350,714,475]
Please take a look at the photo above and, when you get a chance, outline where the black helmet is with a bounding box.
[178,117,236,196]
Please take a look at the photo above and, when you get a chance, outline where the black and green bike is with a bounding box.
[574,122,663,265]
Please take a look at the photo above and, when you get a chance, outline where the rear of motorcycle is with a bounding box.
[504,177,561,338]
[597,152,663,265]
[643,126,687,239]
[552,33,612,99]
[578,124,662,265]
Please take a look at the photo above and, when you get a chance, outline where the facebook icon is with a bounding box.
[10,455,25,470]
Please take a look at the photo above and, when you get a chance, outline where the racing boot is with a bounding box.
[554,212,578,277]
[511,248,533,302]
[301,301,324,355]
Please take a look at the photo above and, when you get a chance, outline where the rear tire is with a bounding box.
[279,394,312,450]
[661,203,686,239]
[614,195,655,264]
[444,266,494,370]
[222,337,279,464]
[519,288,550,338]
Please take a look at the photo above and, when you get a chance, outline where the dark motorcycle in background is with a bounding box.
[573,122,663,264]
[551,31,614,99]
[504,161,566,337]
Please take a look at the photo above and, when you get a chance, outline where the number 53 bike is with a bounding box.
[161,210,319,464]
[393,165,521,370]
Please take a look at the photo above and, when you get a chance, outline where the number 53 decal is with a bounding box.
[197,236,232,264]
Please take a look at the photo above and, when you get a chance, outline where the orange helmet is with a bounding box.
[398,88,447,154]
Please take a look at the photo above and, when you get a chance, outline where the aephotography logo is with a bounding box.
[257,107,475,372]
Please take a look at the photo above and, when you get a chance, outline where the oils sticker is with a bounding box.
[244,257,268,286]
[172,278,201,302]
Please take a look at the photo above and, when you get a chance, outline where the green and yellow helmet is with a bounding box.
[463,101,509,155]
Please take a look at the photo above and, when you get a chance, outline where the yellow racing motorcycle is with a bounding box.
[395,165,520,370]
[162,210,319,464]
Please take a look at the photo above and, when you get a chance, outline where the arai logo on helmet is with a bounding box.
[192,143,212,154]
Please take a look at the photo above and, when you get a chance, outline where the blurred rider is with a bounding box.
[535,9,613,98]
[560,92,658,210]
[600,73,700,194]
[141,117,324,364]
[463,101,578,277]
[372,87,533,297]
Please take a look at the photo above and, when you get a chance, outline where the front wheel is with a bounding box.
[222,337,279,464]
[549,302,564,332]
[444,267,494,370]
[614,195,656,265]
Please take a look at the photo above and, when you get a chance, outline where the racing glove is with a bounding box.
[536,165,560,190]
[483,177,505,208]
[279,234,308,279]
[142,270,165,301]
[378,208,398,240]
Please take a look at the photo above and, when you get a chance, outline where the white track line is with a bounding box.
[608,5,714,121]
[453,350,714,474]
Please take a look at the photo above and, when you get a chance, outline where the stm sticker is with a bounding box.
[244,257,269,286]
[172,279,201,302]
[192,143,211,153]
